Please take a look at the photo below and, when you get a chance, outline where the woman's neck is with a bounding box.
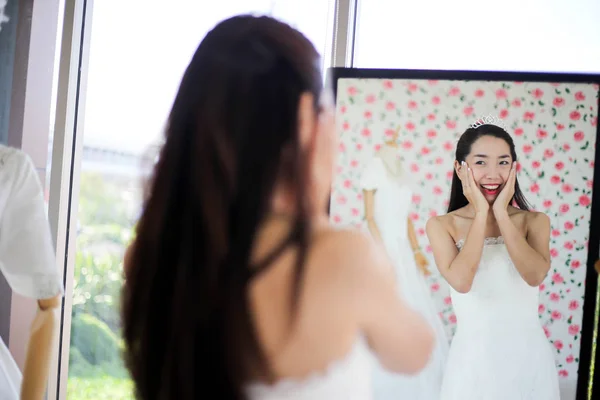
[464,204,497,223]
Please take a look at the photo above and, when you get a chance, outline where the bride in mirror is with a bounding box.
[426,121,560,399]
[361,127,449,400]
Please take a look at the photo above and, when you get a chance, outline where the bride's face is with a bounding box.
[463,135,513,203]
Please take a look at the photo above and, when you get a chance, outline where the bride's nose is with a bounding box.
[483,164,502,179]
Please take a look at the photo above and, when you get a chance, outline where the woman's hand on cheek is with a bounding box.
[493,162,517,215]
[461,162,489,215]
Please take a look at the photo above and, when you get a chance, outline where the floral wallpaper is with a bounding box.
[330,77,599,396]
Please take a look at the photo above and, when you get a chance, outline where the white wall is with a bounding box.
[354,0,600,73]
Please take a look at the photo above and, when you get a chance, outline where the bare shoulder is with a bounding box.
[524,210,551,231]
[426,213,459,255]
[306,227,397,301]
[426,213,452,230]
[426,211,460,240]
[509,207,549,224]
[310,227,384,269]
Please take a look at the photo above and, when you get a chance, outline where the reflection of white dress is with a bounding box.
[361,153,448,400]
[0,146,64,399]
[441,237,560,400]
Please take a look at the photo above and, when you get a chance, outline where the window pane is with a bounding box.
[353,0,600,73]
[67,1,334,398]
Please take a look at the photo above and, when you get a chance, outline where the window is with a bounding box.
[64,1,335,399]
[353,0,600,73]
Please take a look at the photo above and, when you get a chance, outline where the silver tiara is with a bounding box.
[470,114,509,131]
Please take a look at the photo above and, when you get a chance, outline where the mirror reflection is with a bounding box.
[330,77,599,400]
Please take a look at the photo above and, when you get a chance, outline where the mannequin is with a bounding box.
[0,145,63,400]
[361,127,448,400]
[365,131,430,276]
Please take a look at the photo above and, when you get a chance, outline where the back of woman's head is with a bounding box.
[122,15,323,400]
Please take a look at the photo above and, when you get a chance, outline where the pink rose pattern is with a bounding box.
[330,78,599,382]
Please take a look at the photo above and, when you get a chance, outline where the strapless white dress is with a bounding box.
[245,337,375,399]
[440,237,560,400]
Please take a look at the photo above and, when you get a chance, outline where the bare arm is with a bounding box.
[21,296,61,400]
[363,189,382,243]
[495,211,551,286]
[348,231,434,374]
[426,214,487,293]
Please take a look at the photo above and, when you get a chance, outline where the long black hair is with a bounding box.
[122,15,323,400]
[447,124,531,213]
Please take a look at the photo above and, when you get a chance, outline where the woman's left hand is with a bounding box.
[493,161,517,214]
[414,250,430,276]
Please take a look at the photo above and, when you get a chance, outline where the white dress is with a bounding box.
[441,237,560,400]
[0,145,64,399]
[361,152,449,400]
[246,336,375,399]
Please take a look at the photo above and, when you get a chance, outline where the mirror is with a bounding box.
[327,69,600,400]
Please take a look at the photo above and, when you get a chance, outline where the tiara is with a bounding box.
[470,114,509,131]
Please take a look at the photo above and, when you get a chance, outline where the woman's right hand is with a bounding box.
[461,161,489,214]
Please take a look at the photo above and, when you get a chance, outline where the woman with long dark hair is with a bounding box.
[426,123,560,399]
[122,15,434,400]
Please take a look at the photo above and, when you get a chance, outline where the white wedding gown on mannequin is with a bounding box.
[441,237,560,400]
[361,149,448,400]
[0,145,63,399]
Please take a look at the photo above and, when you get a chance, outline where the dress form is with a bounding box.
[361,141,448,400]
[0,145,63,400]
[378,143,402,179]
[377,142,416,193]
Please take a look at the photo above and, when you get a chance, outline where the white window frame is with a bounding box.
[46,0,93,398]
